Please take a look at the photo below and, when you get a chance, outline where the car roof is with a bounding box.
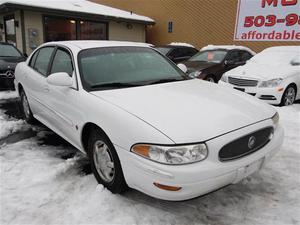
[42,40,152,50]
[155,45,196,49]
[200,45,256,55]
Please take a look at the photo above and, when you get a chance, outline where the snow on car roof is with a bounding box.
[43,40,152,50]
[0,0,154,24]
[262,46,300,53]
[201,45,256,55]
[168,42,196,48]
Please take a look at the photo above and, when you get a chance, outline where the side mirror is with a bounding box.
[177,63,188,73]
[47,72,73,87]
[224,60,235,66]
[291,58,300,66]
[23,53,28,58]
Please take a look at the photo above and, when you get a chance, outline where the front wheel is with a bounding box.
[88,129,127,194]
[20,90,35,123]
[280,86,296,106]
[205,75,216,83]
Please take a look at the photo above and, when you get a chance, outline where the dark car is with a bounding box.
[0,42,27,90]
[183,46,255,83]
[155,44,199,64]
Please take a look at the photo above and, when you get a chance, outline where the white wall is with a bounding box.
[109,21,145,42]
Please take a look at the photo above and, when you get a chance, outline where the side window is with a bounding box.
[170,48,184,59]
[226,50,240,62]
[186,48,198,56]
[29,50,39,68]
[34,47,55,76]
[240,51,253,61]
[50,48,74,76]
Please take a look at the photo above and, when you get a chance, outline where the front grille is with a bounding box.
[228,77,258,87]
[219,127,273,162]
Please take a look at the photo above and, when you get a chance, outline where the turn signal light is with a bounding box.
[277,87,284,92]
[153,182,182,191]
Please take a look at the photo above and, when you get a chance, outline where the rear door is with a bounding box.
[22,46,55,121]
[45,47,82,148]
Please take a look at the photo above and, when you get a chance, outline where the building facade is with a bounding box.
[0,0,154,54]
[97,0,298,52]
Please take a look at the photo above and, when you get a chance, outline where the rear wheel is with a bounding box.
[87,129,127,193]
[280,86,296,106]
[20,90,35,123]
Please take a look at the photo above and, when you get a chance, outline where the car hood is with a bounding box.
[183,61,218,73]
[92,80,275,143]
[225,62,297,80]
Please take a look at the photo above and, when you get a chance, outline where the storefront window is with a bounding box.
[44,16,107,42]
[44,16,76,42]
[79,21,107,40]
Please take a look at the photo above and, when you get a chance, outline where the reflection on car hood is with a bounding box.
[225,62,298,80]
[92,79,275,143]
[183,61,218,73]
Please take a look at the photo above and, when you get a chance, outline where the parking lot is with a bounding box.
[0,91,299,225]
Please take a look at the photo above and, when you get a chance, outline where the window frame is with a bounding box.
[49,47,74,77]
[48,45,79,90]
[29,46,56,77]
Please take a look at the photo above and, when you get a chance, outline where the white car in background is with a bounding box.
[219,46,300,106]
[14,41,283,201]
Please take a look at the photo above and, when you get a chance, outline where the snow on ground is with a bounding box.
[0,91,18,101]
[0,93,299,225]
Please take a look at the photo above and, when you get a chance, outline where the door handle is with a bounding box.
[43,85,50,92]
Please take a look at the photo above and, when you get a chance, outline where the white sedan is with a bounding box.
[14,41,284,201]
[219,46,300,106]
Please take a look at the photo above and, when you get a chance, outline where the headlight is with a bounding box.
[259,78,283,88]
[272,112,279,125]
[131,143,208,165]
[189,71,202,78]
[220,75,228,82]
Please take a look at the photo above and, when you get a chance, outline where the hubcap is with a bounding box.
[93,140,115,183]
[22,94,31,119]
[284,87,296,106]
[207,77,215,83]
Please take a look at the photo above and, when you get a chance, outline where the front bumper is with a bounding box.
[116,119,284,201]
[218,80,283,105]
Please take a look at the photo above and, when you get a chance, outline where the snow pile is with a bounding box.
[0,91,18,101]
[169,42,195,48]
[0,0,154,23]
[201,45,256,55]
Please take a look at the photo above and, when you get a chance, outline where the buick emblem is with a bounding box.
[248,136,256,149]
[5,70,14,78]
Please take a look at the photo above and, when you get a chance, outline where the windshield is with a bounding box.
[188,50,227,63]
[155,47,171,55]
[0,44,22,57]
[250,51,298,65]
[78,47,188,91]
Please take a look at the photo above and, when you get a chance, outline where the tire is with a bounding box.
[205,75,216,83]
[87,128,127,194]
[280,85,296,106]
[20,90,35,124]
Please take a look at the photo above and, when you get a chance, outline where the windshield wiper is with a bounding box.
[147,78,184,85]
[90,82,142,89]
